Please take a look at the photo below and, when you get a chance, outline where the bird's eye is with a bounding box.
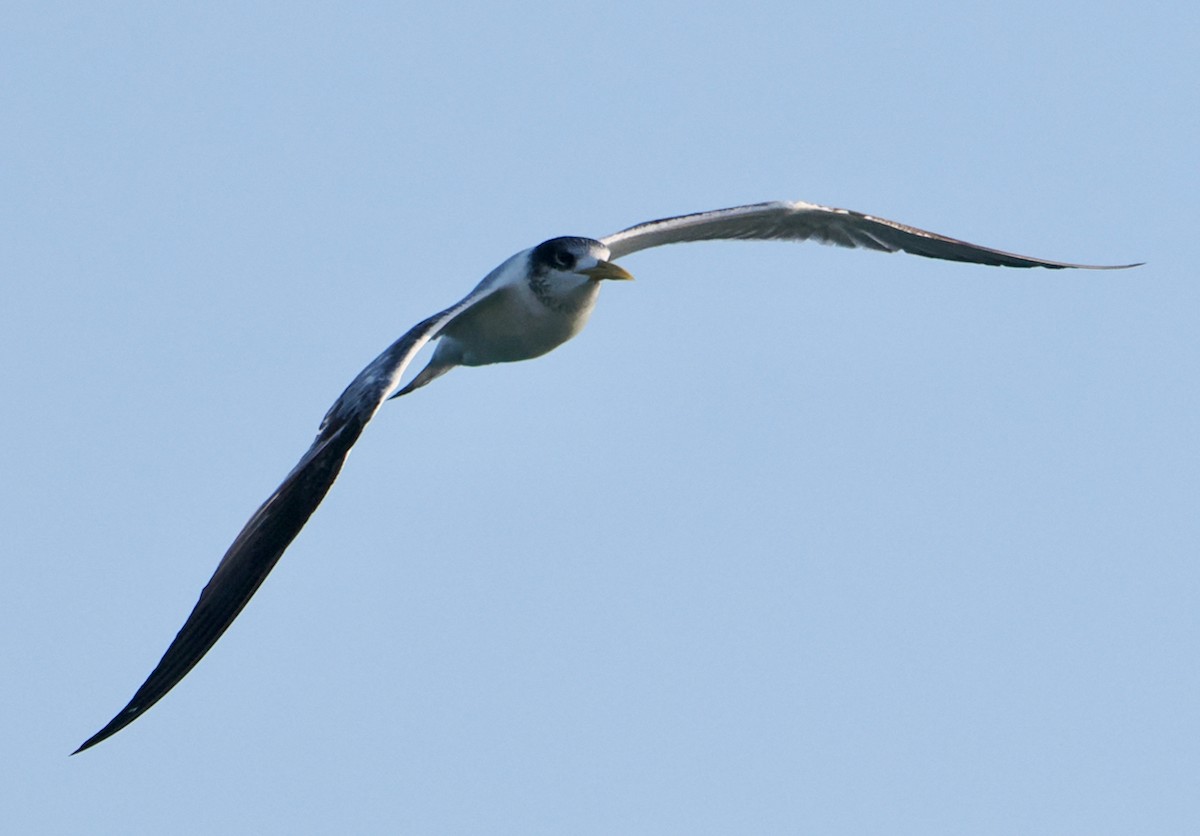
[551,248,575,270]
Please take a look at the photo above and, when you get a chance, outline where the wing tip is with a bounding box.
[72,703,144,755]
[1054,261,1145,271]
[71,726,115,756]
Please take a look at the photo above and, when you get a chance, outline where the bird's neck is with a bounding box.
[527,274,600,316]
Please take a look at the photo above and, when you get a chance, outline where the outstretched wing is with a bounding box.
[74,289,494,754]
[601,200,1140,269]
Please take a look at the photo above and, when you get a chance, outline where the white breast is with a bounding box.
[436,265,601,368]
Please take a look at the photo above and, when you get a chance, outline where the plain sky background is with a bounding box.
[3,2,1197,833]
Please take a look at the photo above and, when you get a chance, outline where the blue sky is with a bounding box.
[4,2,1197,833]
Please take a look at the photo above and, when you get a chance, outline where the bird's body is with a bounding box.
[75,199,1138,754]
[404,239,618,389]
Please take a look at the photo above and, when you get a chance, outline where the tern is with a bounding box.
[74,199,1138,753]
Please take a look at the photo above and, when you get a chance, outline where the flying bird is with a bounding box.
[74,199,1138,753]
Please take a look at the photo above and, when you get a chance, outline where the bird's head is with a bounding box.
[529,237,635,288]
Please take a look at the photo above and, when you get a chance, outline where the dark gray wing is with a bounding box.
[74,290,492,754]
[601,200,1140,269]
